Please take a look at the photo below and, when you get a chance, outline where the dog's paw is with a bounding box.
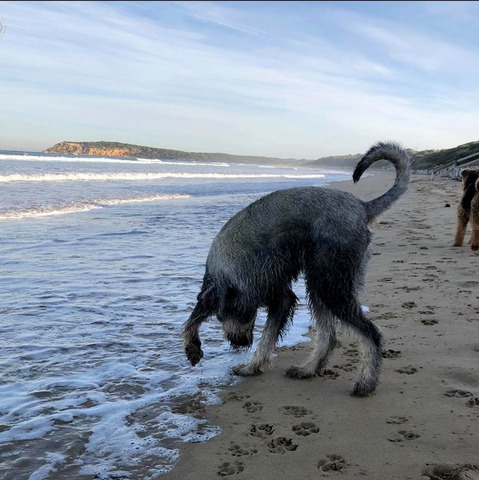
[285,366,315,379]
[232,363,262,376]
[351,380,377,398]
[471,244,479,251]
[185,344,203,366]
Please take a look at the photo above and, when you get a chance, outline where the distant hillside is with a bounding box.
[304,141,479,173]
[304,153,362,169]
[44,139,479,174]
[409,140,479,171]
[43,141,301,166]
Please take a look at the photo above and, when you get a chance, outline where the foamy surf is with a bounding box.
[0,153,230,167]
[0,172,325,183]
[0,194,190,220]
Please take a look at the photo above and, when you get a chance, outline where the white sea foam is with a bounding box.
[0,194,190,220]
[0,172,325,183]
[0,153,231,167]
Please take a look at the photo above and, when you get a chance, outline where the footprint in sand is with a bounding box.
[388,430,420,442]
[266,437,298,454]
[401,301,417,309]
[458,280,479,288]
[398,285,423,292]
[422,463,479,479]
[228,443,258,457]
[444,390,473,398]
[281,405,313,418]
[225,392,250,402]
[376,312,398,321]
[466,397,479,408]
[243,401,263,413]
[218,460,245,476]
[386,416,410,425]
[292,422,320,436]
[317,454,347,472]
[319,369,339,379]
[382,349,402,359]
[335,362,356,372]
[249,423,274,439]
[396,365,418,375]
[421,319,439,326]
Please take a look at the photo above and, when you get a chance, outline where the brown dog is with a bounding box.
[453,169,479,251]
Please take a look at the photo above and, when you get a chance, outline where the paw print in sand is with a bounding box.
[242,401,263,413]
[218,460,244,476]
[292,422,320,436]
[228,443,258,457]
[317,454,347,472]
[249,423,274,439]
[280,405,312,418]
[266,437,298,454]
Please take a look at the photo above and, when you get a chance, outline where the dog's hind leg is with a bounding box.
[453,207,469,246]
[286,298,337,379]
[304,256,382,396]
[232,289,297,376]
[332,300,382,397]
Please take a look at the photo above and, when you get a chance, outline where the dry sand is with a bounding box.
[164,172,479,480]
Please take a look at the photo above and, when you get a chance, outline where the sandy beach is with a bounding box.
[164,172,479,480]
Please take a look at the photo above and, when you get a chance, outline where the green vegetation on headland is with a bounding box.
[308,141,479,173]
[43,141,300,167]
[44,139,479,175]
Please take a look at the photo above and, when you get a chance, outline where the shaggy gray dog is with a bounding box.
[182,142,410,397]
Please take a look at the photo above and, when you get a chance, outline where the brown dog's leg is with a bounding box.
[470,197,479,251]
[453,206,469,246]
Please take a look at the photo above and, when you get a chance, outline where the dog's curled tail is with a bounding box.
[353,141,411,223]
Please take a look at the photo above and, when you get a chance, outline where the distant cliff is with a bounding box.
[43,141,300,166]
[44,139,479,173]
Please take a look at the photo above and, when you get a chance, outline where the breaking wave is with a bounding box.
[0,172,325,184]
[0,194,190,220]
[0,153,230,167]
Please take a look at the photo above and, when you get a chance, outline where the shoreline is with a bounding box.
[163,172,479,480]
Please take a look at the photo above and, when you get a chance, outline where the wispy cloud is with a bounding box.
[173,1,264,36]
[1,1,478,157]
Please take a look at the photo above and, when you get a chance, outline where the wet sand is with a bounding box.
[164,172,479,480]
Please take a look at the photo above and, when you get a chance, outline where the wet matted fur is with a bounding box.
[182,142,411,397]
[453,169,479,251]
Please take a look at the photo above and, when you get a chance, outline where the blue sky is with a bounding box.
[1,1,479,158]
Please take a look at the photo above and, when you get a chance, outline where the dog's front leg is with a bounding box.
[470,201,479,251]
[232,291,296,376]
[232,319,278,376]
[453,207,469,246]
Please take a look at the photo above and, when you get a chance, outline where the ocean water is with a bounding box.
[0,151,350,479]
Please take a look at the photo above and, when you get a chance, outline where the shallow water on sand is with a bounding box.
[0,152,350,479]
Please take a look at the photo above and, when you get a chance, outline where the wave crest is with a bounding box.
[0,194,190,220]
[0,172,325,184]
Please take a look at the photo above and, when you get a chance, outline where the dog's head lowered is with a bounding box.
[217,287,256,350]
